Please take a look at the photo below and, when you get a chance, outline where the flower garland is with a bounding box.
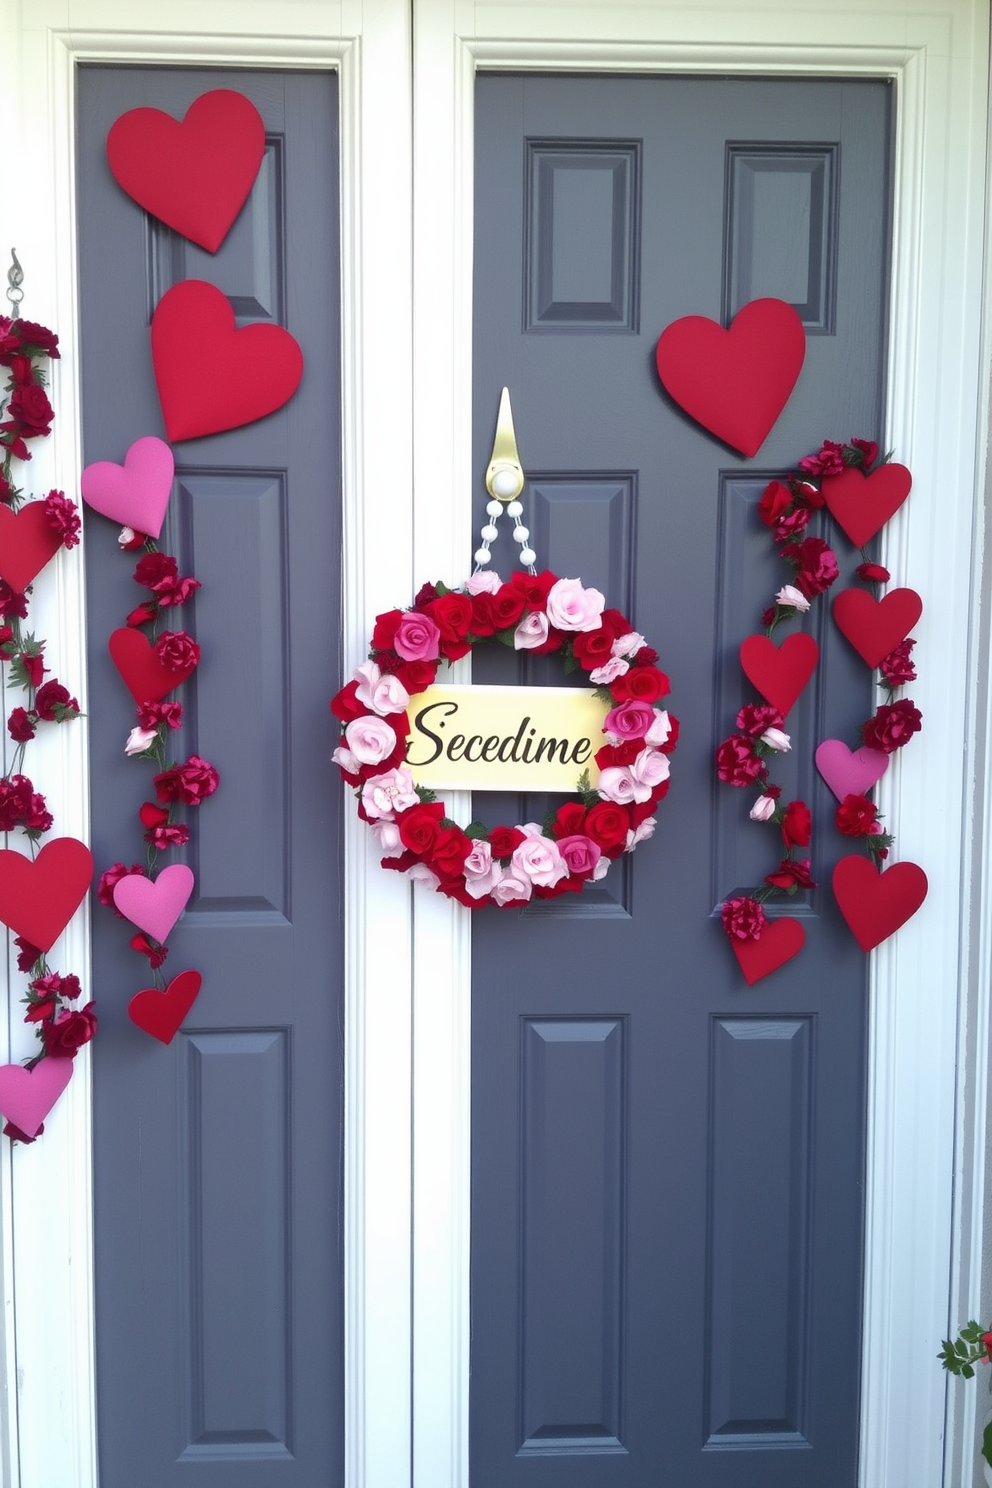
[93,530,219,985]
[0,311,91,1143]
[330,570,677,906]
[717,437,923,976]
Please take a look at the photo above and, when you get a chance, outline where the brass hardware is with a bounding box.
[485,386,525,501]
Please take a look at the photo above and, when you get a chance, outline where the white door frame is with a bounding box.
[410,3,992,1487]
[0,2,989,1486]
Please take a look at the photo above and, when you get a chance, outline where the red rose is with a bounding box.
[389,658,438,694]
[736,703,784,737]
[584,801,631,857]
[145,822,190,849]
[153,754,220,805]
[849,438,878,468]
[130,932,168,969]
[658,715,679,754]
[758,480,792,528]
[134,552,177,589]
[856,562,890,583]
[424,593,474,660]
[8,381,54,438]
[155,630,200,673]
[773,507,810,542]
[34,680,78,721]
[43,490,80,548]
[8,707,35,742]
[610,666,670,703]
[14,321,59,358]
[15,937,43,972]
[470,593,496,636]
[836,793,879,837]
[139,802,170,830]
[765,858,817,890]
[879,638,917,688]
[721,895,767,941]
[572,626,615,668]
[371,609,403,651]
[25,997,58,1023]
[42,1001,97,1058]
[30,971,80,1000]
[0,581,27,619]
[716,734,765,787]
[595,740,641,769]
[510,569,557,609]
[490,585,526,630]
[97,861,146,913]
[430,824,473,879]
[489,825,526,860]
[21,650,45,686]
[862,699,922,753]
[127,602,158,628]
[798,440,846,478]
[137,700,183,731]
[780,800,811,848]
[552,802,586,838]
[782,535,839,598]
[413,582,439,608]
[397,801,445,855]
[330,680,366,722]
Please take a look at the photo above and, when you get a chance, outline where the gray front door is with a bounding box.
[76,67,342,1487]
[470,75,891,1486]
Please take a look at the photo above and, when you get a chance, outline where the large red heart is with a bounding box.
[821,463,912,548]
[0,838,94,952]
[151,280,304,441]
[0,502,64,593]
[730,917,805,985]
[832,855,928,952]
[739,632,819,717]
[106,89,265,253]
[109,627,197,703]
[655,298,806,457]
[129,969,203,1045]
[831,587,923,669]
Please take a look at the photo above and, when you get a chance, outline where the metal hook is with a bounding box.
[485,387,525,501]
[6,248,24,318]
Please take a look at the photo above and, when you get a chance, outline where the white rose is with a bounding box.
[612,631,646,658]
[775,584,811,612]
[760,727,791,752]
[345,714,399,765]
[545,577,606,632]
[589,656,629,685]
[750,795,777,822]
[125,725,157,756]
[645,709,671,748]
[626,817,656,849]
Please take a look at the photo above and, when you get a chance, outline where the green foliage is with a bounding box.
[575,768,600,809]
[939,1320,991,1379]
[414,784,437,804]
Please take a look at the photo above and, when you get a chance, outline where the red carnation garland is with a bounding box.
[717,437,926,981]
[330,571,677,906]
[0,313,92,1143]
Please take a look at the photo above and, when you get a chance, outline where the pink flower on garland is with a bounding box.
[43,490,81,548]
[152,754,220,806]
[721,896,767,942]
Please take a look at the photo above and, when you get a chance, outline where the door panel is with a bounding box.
[76,66,342,1487]
[471,74,891,1487]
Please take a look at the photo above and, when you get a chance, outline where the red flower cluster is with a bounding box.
[331,571,676,907]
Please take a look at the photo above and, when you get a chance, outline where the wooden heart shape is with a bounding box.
[80,436,174,539]
[814,739,889,802]
[0,838,94,952]
[0,1058,74,1138]
[151,280,304,442]
[129,969,202,1045]
[730,917,805,985]
[831,587,923,669]
[820,463,912,548]
[832,855,928,952]
[113,864,194,944]
[739,631,819,717]
[106,89,265,253]
[655,298,806,457]
[109,627,196,703]
[0,502,65,593]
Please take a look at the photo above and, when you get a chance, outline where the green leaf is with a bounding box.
[963,1364,975,1379]
[414,784,437,803]
[439,817,458,830]
[464,821,490,840]
[981,1421,992,1465]
[592,685,615,704]
[434,581,450,597]
[494,626,517,648]
[562,653,580,675]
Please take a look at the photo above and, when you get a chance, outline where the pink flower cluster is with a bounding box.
[330,571,676,907]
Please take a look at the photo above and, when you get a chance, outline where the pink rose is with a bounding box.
[370,819,405,858]
[511,834,568,887]
[556,834,602,878]
[597,766,636,805]
[394,611,441,662]
[491,871,533,906]
[125,725,157,756]
[463,841,503,899]
[589,656,629,685]
[645,710,671,747]
[466,571,502,595]
[750,795,776,822]
[612,631,646,658]
[625,818,656,849]
[345,714,400,766]
[361,767,419,819]
[604,700,655,740]
[545,577,606,632]
[514,611,550,650]
[355,661,410,716]
[630,747,670,796]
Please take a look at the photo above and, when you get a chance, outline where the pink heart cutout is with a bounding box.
[80,436,174,540]
[0,1059,74,1138]
[815,740,889,802]
[113,863,194,943]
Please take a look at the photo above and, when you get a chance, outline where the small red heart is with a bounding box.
[128,969,203,1045]
[739,632,819,717]
[0,838,94,952]
[107,89,265,253]
[820,463,912,548]
[831,588,923,669]
[0,502,64,594]
[655,298,806,457]
[730,917,805,985]
[151,280,304,442]
[832,856,928,952]
[109,628,197,703]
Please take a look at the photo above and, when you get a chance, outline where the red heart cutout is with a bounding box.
[730,917,805,985]
[831,587,923,669]
[832,856,928,951]
[0,502,64,593]
[129,969,203,1045]
[107,89,265,253]
[655,298,806,457]
[151,280,304,442]
[109,627,197,703]
[0,838,94,952]
[739,632,819,717]
[820,463,912,548]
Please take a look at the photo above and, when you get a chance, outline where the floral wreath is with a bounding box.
[330,571,677,906]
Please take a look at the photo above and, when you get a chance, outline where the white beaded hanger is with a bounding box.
[474,386,537,575]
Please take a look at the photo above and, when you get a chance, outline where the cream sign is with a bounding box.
[405,684,610,792]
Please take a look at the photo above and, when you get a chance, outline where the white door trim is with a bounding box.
[411,3,992,1486]
[0,4,415,1486]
